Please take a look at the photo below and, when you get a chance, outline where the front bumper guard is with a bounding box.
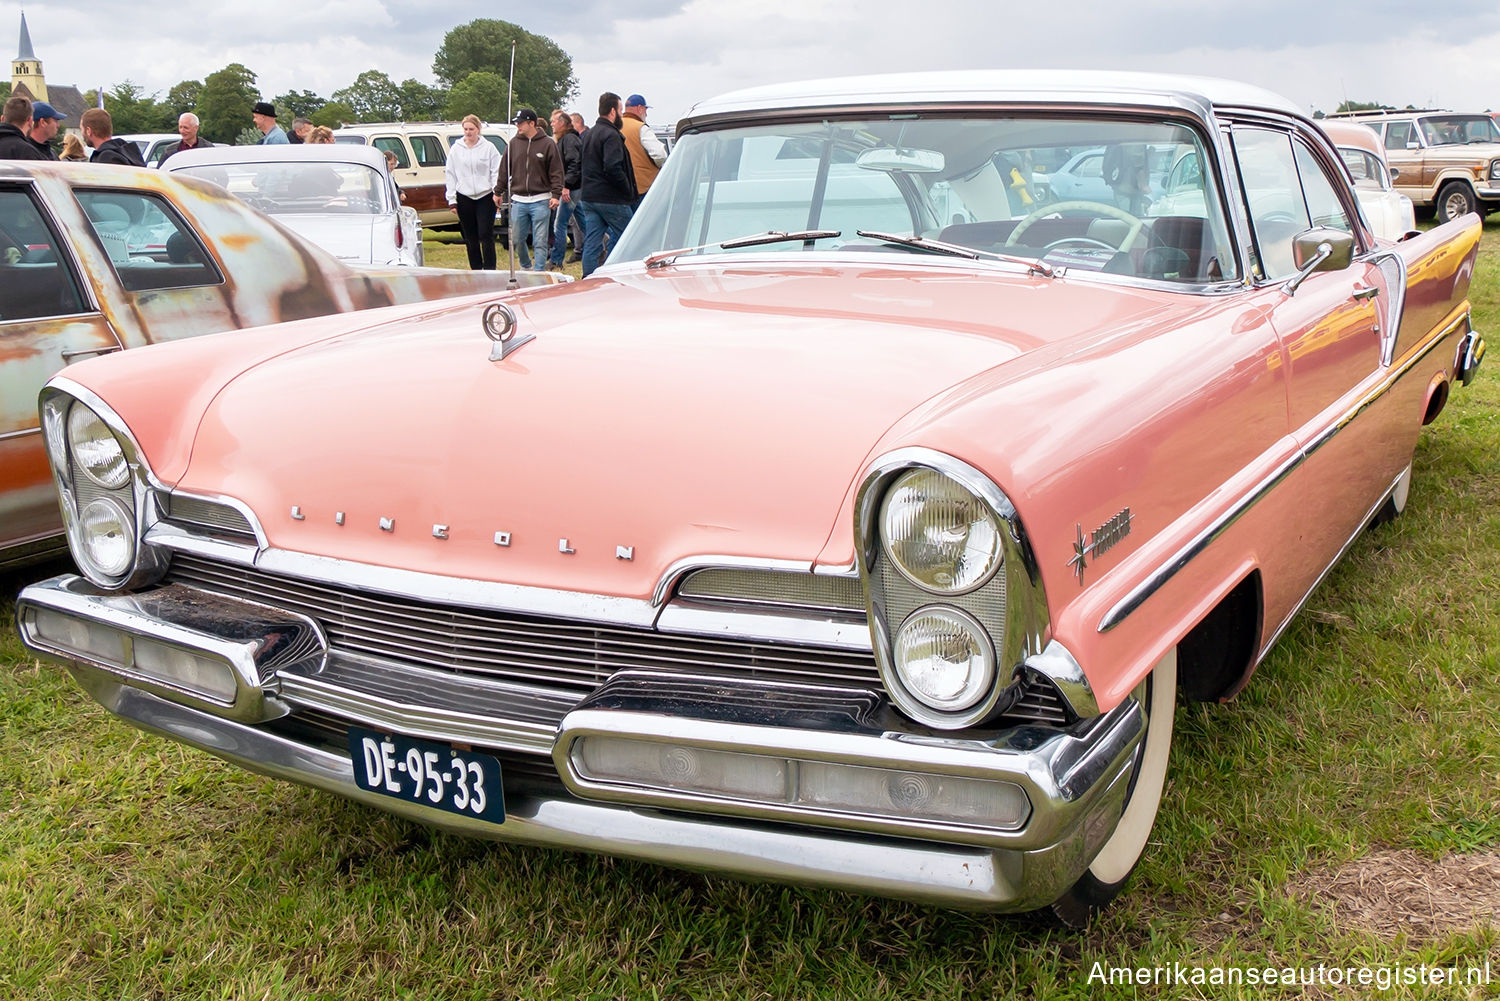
[18,574,1144,911]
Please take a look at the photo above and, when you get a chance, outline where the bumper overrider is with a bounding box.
[18,573,1143,911]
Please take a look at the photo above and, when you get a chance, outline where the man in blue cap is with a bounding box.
[27,101,64,159]
[620,94,667,211]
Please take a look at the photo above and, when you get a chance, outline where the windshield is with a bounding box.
[1419,115,1500,146]
[612,114,1238,285]
[171,161,393,216]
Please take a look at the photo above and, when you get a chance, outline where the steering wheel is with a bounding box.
[1005,200,1145,251]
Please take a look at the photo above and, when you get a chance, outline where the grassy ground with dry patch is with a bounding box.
[1,221,1497,999]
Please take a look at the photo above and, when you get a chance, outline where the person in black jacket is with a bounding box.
[577,92,637,277]
[82,109,146,167]
[158,113,215,163]
[0,96,47,160]
[547,109,583,270]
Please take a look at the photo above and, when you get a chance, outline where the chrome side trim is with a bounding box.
[17,575,321,723]
[1372,251,1408,367]
[0,426,43,442]
[67,672,1108,911]
[1099,310,1469,632]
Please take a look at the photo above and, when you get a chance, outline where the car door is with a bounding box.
[1230,125,1400,631]
[0,181,122,558]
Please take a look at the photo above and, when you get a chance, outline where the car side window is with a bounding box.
[75,189,223,292]
[373,137,410,169]
[0,188,87,322]
[1231,128,1312,280]
[410,135,446,167]
[1292,141,1351,234]
[1384,121,1414,151]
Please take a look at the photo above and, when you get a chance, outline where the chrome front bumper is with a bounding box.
[17,574,1143,911]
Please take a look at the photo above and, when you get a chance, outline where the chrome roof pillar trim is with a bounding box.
[1100,310,1470,632]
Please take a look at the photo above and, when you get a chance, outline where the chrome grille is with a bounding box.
[165,554,883,692]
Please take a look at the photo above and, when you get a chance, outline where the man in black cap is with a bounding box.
[578,92,637,277]
[252,101,289,145]
[0,95,47,160]
[27,101,64,159]
[493,107,562,272]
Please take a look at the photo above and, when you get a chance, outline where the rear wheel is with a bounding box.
[1048,648,1176,927]
[1436,181,1478,224]
[1369,462,1412,529]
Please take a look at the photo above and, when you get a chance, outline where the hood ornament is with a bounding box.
[484,302,534,361]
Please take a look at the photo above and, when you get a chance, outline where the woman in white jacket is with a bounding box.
[444,114,502,270]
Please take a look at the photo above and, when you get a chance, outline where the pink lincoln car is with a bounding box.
[16,71,1484,922]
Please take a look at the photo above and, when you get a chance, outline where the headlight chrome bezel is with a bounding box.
[856,449,1050,730]
[40,380,169,590]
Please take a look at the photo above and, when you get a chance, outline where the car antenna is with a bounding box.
[506,37,519,288]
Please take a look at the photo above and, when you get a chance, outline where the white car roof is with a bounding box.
[682,70,1304,126]
[160,143,393,171]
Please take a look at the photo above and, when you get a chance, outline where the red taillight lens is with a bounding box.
[394,218,404,248]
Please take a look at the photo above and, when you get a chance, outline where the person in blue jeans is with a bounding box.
[577,92,637,277]
[494,108,562,272]
[548,110,583,269]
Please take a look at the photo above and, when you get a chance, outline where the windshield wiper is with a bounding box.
[645,230,842,269]
[855,230,1055,278]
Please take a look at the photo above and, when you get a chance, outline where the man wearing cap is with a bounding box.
[620,94,668,211]
[27,101,64,159]
[0,95,47,160]
[81,109,147,166]
[252,102,290,145]
[493,107,562,272]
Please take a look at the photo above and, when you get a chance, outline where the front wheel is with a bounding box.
[1048,648,1176,927]
[1436,181,1478,224]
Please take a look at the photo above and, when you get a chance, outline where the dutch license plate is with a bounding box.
[348,726,505,824]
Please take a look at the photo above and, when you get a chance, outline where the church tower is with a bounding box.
[12,12,48,103]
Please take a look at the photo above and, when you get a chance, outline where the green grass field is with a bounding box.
[1,223,1496,1000]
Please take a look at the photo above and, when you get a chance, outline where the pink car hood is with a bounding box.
[174,265,1185,599]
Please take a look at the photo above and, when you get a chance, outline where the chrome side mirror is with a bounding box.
[1284,228,1355,296]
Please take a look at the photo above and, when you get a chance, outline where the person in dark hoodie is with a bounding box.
[547,108,583,270]
[0,96,47,160]
[81,109,146,167]
[577,91,636,277]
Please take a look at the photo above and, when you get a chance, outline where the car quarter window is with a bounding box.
[1383,121,1415,150]
[410,135,447,167]
[373,137,410,169]
[74,189,223,293]
[1340,148,1387,189]
[0,187,87,322]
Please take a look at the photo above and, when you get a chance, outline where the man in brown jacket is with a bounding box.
[494,108,563,271]
[620,95,668,210]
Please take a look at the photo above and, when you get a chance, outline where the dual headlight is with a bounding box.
[868,463,1020,729]
[41,389,165,589]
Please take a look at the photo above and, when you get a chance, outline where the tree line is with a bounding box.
[8,19,576,144]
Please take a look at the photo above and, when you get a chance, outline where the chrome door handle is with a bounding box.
[60,345,122,361]
[1351,285,1381,301]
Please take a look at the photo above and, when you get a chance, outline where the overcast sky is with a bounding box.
[8,1,1500,129]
